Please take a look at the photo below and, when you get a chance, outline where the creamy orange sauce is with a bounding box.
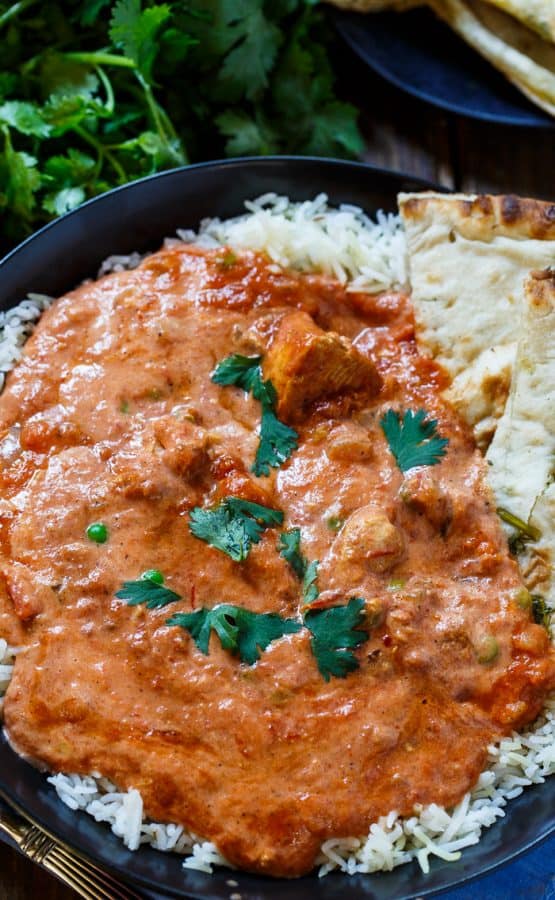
[0,245,554,877]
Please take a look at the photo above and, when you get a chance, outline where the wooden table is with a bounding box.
[1,32,553,900]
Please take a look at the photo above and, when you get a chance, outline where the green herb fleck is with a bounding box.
[212,354,298,476]
[119,399,130,413]
[278,527,319,605]
[217,249,237,269]
[303,597,368,681]
[380,408,449,473]
[116,577,180,608]
[141,568,164,584]
[532,595,553,631]
[167,603,301,665]
[86,522,108,543]
[189,496,283,562]
[326,515,344,532]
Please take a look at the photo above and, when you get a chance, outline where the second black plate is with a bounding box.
[333,7,554,128]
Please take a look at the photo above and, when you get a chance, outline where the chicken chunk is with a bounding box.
[263,310,381,421]
[153,416,210,478]
[399,469,453,532]
[334,505,405,573]
[2,562,55,621]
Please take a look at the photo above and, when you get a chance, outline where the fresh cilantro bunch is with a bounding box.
[0,0,363,245]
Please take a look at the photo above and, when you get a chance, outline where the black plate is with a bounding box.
[0,157,554,899]
[333,7,554,128]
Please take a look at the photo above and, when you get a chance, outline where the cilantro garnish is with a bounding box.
[212,354,298,476]
[497,507,541,556]
[116,578,181,609]
[0,2,362,242]
[167,603,301,665]
[304,598,368,682]
[279,528,319,605]
[189,496,283,562]
[532,595,553,631]
[212,353,263,393]
[380,408,449,473]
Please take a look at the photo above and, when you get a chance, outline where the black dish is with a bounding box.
[333,7,554,128]
[0,157,554,899]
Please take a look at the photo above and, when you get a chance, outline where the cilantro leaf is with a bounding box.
[42,186,86,216]
[109,0,171,83]
[254,406,299,477]
[216,108,276,156]
[189,496,283,561]
[43,149,96,188]
[115,579,181,609]
[212,354,298,475]
[279,528,319,605]
[278,528,305,580]
[0,130,41,226]
[304,598,368,681]
[302,560,319,606]
[212,353,262,393]
[217,8,282,102]
[168,603,302,664]
[380,408,449,473]
[0,101,51,138]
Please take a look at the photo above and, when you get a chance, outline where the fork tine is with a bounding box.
[53,844,145,900]
[15,820,144,900]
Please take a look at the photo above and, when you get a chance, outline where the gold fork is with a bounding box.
[0,797,145,900]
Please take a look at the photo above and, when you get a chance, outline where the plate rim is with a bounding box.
[333,8,555,129]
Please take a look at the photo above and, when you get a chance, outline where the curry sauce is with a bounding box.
[0,245,553,877]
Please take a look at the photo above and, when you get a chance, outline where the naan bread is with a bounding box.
[481,0,555,42]
[487,271,555,607]
[428,0,555,116]
[399,191,555,448]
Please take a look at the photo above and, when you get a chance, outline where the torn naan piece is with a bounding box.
[427,0,555,116]
[487,270,555,609]
[481,0,555,43]
[399,191,555,448]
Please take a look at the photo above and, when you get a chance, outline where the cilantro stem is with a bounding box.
[95,67,115,116]
[0,0,39,28]
[74,125,127,183]
[497,507,541,541]
[63,51,136,70]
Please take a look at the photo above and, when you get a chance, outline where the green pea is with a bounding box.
[474,635,499,665]
[86,522,108,544]
[514,588,532,610]
[327,515,344,532]
[141,569,164,585]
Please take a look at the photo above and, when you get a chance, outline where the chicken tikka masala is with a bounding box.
[0,244,553,877]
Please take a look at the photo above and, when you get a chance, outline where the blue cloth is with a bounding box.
[438,836,555,899]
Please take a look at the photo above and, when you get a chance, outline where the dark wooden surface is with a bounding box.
[1,36,554,900]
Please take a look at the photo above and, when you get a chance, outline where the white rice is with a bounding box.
[174,192,407,293]
[0,294,53,392]
[1,194,554,879]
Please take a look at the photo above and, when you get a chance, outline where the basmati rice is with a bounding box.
[0,194,554,880]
